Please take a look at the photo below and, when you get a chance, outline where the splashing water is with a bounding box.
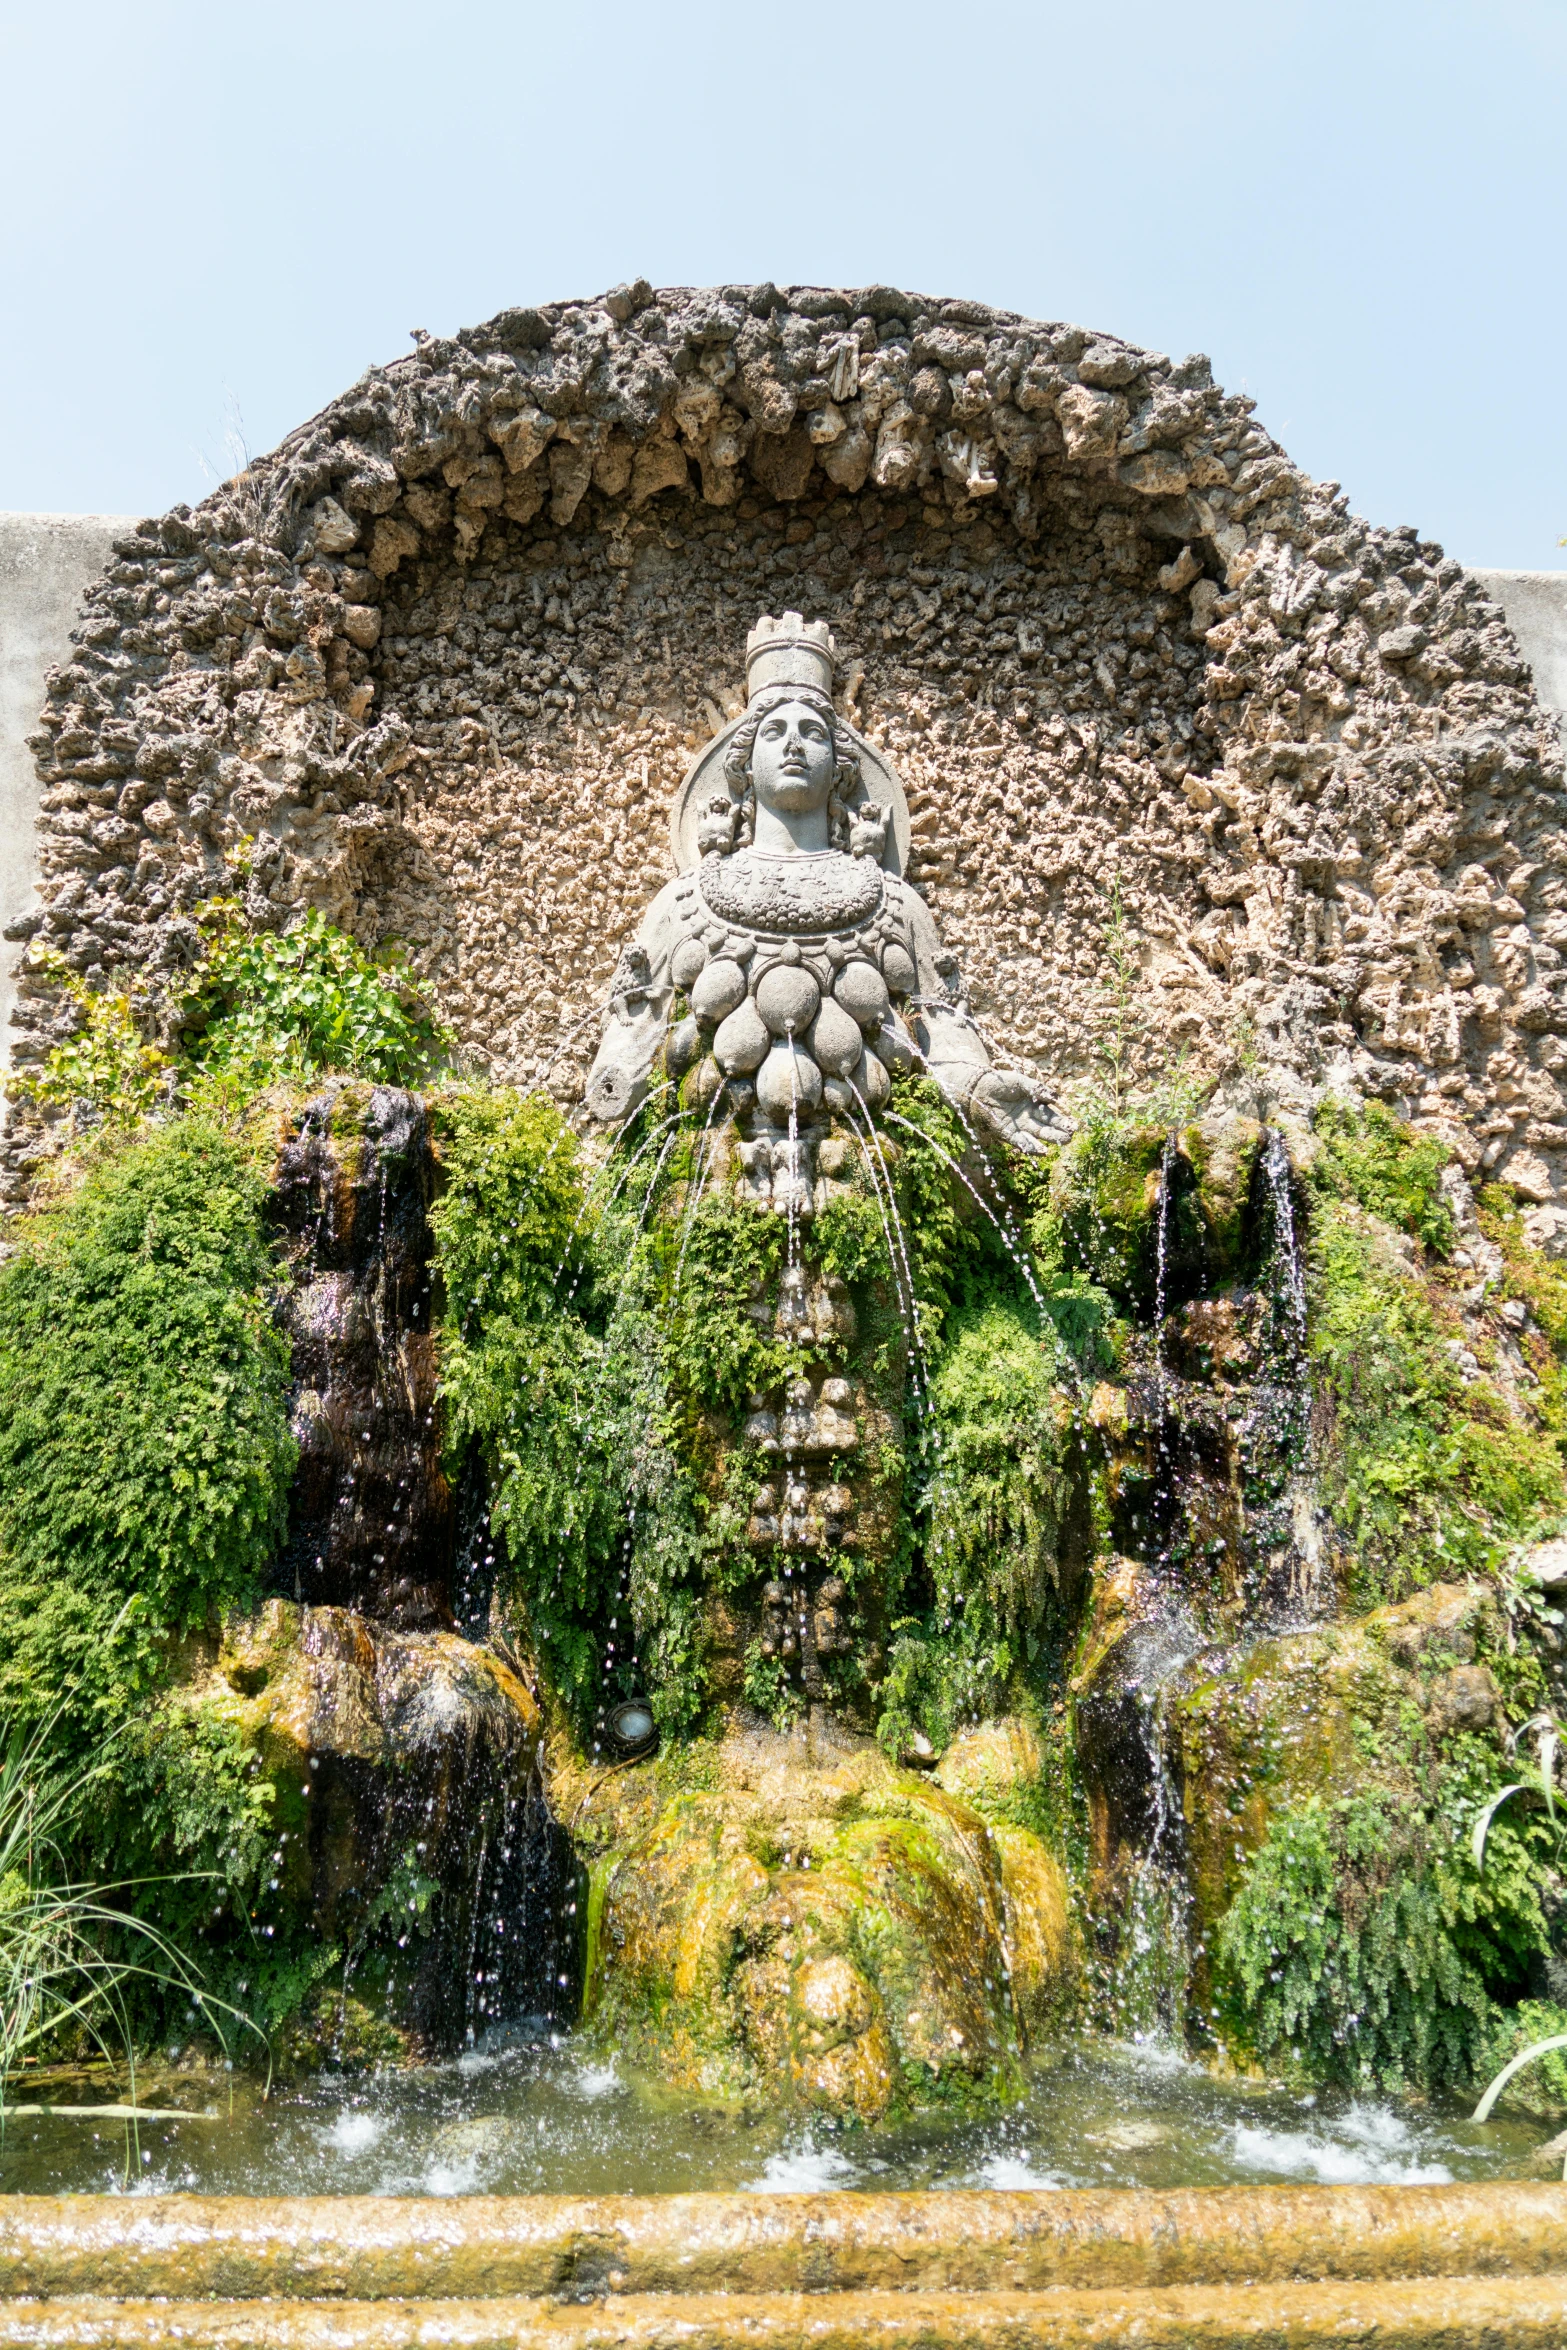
[1116,1677,1194,2047]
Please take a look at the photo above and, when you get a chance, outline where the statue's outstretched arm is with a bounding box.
[582,889,682,1125]
[904,893,1071,1153]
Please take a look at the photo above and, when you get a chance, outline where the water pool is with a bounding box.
[0,2033,1542,2200]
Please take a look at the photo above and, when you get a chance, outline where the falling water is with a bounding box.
[1263,1127,1308,1354]
[670,1077,732,1296]
[1117,1683,1193,2046]
[845,1088,939,1455]
[1153,1133,1176,1366]
[902,1035,1050,1302]
[883,1109,1051,1325]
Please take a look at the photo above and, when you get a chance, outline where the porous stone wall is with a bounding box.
[9,284,1567,1204]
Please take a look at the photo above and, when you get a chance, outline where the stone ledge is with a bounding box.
[1,2184,1561,2301]
[1,2274,1564,2348]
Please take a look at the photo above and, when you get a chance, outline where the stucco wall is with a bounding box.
[0,513,133,1067]
[1475,572,1567,727]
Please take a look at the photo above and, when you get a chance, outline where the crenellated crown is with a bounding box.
[745,612,838,704]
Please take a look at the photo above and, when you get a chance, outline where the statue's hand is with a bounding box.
[967,1067,1073,1154]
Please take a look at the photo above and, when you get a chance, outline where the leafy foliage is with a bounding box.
[1478,1185,1567,1462]
[7,907,448,1133]
[1476,2002,1567,2121]
[432,1089,740,1741]
[0,1121,295,1733]
[4,947,170,1126]
[879,1302,1070,1753]
[180,904,448,1089]
[1312,1098,1454,1254]
[1215,1755,1549,2093]
[663,1191,786,1414]
[0,1717,249,2103]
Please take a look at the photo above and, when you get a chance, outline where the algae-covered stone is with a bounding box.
[172,1599,541,2057]
[1165,1577,1522,2034]
[932,1716,1078,2034]
[556,1711,1076,2119]
[1173,1613,1415,1942]
[1181,1110,1265,1285]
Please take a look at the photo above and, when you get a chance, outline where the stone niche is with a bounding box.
[13,282,1567,1200]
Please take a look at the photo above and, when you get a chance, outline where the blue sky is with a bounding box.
[2,0,1562,568]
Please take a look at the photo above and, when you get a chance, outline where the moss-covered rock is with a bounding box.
[553,1710,1075,2120]
[935,1718,1079,2033]
[171,1599,541,2059]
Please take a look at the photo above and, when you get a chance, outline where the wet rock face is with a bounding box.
[181,1599,553,2055]
[270,1085,453,1627]
[1064,1114,1326,2007]
[555,1711,1074,2120]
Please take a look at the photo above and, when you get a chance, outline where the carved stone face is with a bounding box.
[749,699,836,822]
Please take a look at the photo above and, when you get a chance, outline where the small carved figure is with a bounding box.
[696,792,740,856]
[848,801,890,862]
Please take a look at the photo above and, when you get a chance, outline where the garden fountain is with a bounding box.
[4,283,1567,2341]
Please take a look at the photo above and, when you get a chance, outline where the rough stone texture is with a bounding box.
[9,291,1567,1207]
[5,2276,1567,2347]
[169,1596,545,2059]
[5,2182,1564,2298]
[266,1084,451,1628]
[0,513,134,1071]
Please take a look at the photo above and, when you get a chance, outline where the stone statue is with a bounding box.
[585,614,1070,1158]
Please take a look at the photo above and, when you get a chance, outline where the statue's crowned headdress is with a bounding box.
[745,612,837,708]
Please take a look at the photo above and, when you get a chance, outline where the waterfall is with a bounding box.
[1263,1128,1307,1356]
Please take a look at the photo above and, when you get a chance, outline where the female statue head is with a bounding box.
[721,686,862,852]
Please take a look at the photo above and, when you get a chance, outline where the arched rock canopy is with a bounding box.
[17,282,1567,1200]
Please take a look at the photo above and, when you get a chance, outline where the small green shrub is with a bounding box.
[4,948,170,1126]
[181,904,447,1089]
[1214,1765,1546,2094]
[0,1121,295,1733]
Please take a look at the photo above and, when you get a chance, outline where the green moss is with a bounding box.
[432,1089,747,1742]
[663,1191,786,1413]
[1179,1115,1266,1284]
[1312,1098,1454,1253]
[878,1301,1070,1754]
[1017,1104,1263,1341]
[1308,1200,1564,1600]
[1478,1185,1567,1461]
